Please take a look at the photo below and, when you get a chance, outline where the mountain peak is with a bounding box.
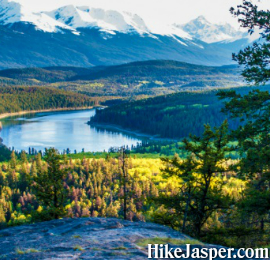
[195,15,209,23]
[0,0,77,33]
[0,1,192,39]
[0,1,248,44]
[0,0,23,24]
[177,16,245,43]
[45,5,150,35]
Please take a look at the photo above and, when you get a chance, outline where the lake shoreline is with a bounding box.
[0,106,96,120]
[1,109,146,152]
[89,122,178,142]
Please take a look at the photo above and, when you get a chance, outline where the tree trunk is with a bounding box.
[182,192,191,233]
[260,218,264,231]
[123,149,127,220]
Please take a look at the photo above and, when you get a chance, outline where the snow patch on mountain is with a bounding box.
[0,0,76,33]
[149,23,192,40]
[45,5,193,40]
[177,16,246,43]
[0,0,250,44]
[45,5,151,35]
[0,0,192,40]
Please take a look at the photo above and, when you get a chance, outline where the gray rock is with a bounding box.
[0,218,254,260]
[0,218,190,259]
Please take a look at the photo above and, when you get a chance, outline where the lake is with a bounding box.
[0,109,144,153]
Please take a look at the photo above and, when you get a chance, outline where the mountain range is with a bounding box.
[0,0,254,68]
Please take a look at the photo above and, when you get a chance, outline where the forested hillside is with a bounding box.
[90,86,270,139]
[0,86,97,114]
[90,90,230,138]
[0,61,243,99]
[0,67,105,84]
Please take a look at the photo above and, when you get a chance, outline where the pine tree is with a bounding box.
[161,122,231,237]
[230,1,270,84]
[118,147,129,220]
[218,1,270,230]
[20,151,28,164]
[9,151,17,169]
[0,205,6,227]
[31,148,68,219]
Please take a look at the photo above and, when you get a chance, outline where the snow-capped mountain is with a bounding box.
[0,0,247,42]
[0,0,193,39]
[45,6,151,35]
[0,0,76,32]
[178,16,246,43]
[0,0,252,69]
[44,5,192,40]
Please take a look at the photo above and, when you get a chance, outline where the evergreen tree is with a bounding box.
[0,205,6,228]
[161,122,230,237]
[218,0,270,231]
[31,148,67,219]
[230,1,270,84]
[118,147,131,220]
[20,151,28,164]
[9,151,17,169]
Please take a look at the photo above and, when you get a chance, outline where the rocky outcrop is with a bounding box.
[0,218,193,259]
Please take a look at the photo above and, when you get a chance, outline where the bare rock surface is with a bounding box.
[0,217,192,260]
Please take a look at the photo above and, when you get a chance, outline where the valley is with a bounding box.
[1,0,270,255]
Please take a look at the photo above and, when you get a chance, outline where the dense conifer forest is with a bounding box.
[90,87,270,139]
[0,86,97,114]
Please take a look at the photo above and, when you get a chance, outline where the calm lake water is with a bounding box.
[0,109,143,153]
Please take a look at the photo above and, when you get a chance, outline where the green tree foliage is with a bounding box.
[0,86,96,114]
[160,122,230,237]
[31,148,68,220]
[218,0,270,234]
[20,151,28,164]
[9,151,17,170]
[90,87,270,138]
[218,88,270,229]
[0,145,11,162]
[230,1,270,84]
[0,205,6,228]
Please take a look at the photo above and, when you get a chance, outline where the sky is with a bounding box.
[12,0,270,29]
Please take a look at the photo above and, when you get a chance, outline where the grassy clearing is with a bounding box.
[136,237,203,247]
[112,247,127,250]
[73,245,84,251]
[16,248,40,254]
[108,252,129,256]
[72,235,82,239]
[16,249,25,255]
[28,249,40,253]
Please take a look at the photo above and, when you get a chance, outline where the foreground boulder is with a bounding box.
[0,217,194,259]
